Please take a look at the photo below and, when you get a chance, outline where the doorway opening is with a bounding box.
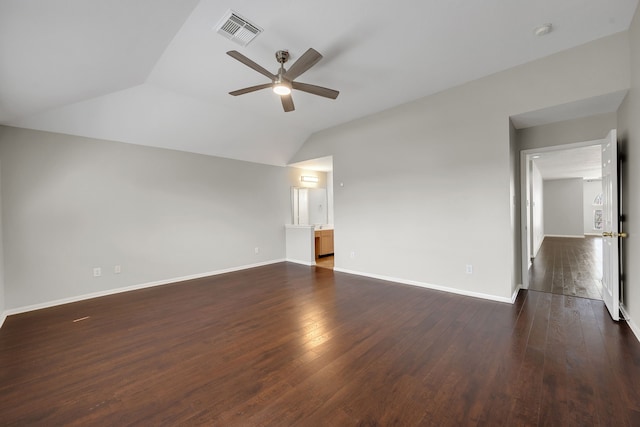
[520,140,605,300]
[288,156,335,270]
[315,254,334,270]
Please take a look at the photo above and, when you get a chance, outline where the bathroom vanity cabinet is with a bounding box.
[315,229,334,257]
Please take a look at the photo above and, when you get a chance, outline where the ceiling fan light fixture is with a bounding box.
[273,83,291,96]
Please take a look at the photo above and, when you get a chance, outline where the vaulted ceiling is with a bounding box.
[1,0,637,166]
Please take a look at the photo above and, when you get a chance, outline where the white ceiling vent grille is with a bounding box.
[215,10,262,47]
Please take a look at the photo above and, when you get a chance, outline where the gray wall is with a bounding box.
[327,171,334,226]
[617,5,640,331]
[0,162,4,320]
[517,112,617,151]
[509,119,521,295]
[531,161,544,256]
[0,126,290,310]
[291,32,629,300]
[543,179,584,237]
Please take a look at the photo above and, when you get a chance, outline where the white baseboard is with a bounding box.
[333,267,513,304]
[511,285,522,303]
[3,259,285,318]
[285,258,316,266]
[0,312,6,328]
[620,304,640,343]
[544,234,585,239]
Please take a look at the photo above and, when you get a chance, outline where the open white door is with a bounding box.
[601,129,620,321]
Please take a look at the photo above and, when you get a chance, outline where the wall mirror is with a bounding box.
[291,187,327,225]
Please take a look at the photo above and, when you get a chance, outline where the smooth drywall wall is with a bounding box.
[543,179,584,237]
[0,160,4,320]
[0,126,290,310]
[583,180,603,235]
[291,32,629,301]
[509,119,521,293]
[617,5,640,334]
[517,112,617,151]
[531,162,544,256]
[327,171,334,226]
[285,225,315,265]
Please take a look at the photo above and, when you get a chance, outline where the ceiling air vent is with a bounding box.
[215,10,262,47]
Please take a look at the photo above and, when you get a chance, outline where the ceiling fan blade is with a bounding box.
[229,83,273,96]
[281,94,295,112]
[284,48,323,81]
[227,50,276,80]
[291,82,339,99]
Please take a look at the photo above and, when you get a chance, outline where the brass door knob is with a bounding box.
[602,232,628,238]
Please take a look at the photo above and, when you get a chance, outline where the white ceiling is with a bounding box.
[531,145,603,180]
[1,0,637,166]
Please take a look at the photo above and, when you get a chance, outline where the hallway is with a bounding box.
[528,236,603,300]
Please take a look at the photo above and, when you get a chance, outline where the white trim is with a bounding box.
[620,304,640,343]
[4,259,285,317]
[285,258,316,266]
[544,234,585,239]
[511,285,522,303]
[333,267,513,304]
[0,312,6,328]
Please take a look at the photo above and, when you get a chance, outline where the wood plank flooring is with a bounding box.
[528,236,603,300]
[1,262,639,426]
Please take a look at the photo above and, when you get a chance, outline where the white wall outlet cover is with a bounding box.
[93,267,101,277]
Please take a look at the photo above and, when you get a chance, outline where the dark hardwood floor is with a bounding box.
[1,262,639,426]
[528,236,603,300]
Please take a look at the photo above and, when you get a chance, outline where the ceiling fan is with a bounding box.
[226,48,339,112]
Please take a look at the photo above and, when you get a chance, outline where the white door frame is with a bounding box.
[519,139,604,290]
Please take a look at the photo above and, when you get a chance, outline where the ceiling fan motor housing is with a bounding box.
[275,50,290,64]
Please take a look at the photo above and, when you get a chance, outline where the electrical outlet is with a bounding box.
[466,264,473,274]
[254,247,260,254]
[350,251,356,259]
[93,267,101,277]
[114,265,121,274]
